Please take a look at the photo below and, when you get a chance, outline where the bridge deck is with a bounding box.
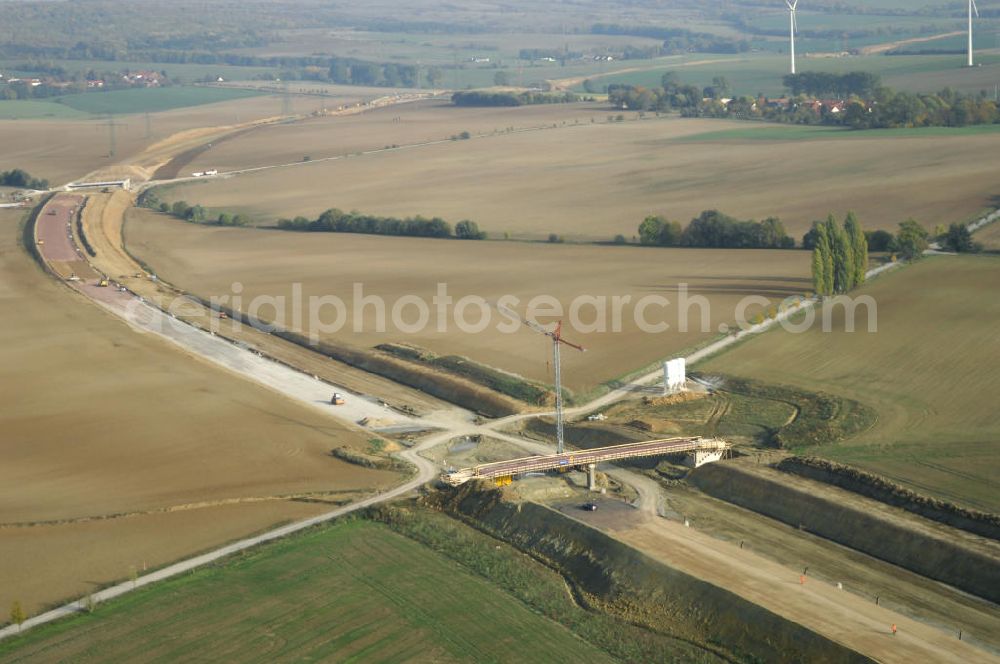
[443,437,729,486]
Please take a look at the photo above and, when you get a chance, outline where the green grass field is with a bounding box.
[55,86,263,115]
[0,519,613,663]
[0,100,89,120]
[700,256,1000,512]
[0,59,278,83]
[0,87,263,120]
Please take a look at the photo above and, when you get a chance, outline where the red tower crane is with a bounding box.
[498,305,585,454]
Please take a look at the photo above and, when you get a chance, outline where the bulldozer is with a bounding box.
[97,279,109,287]
[330,393,345,406]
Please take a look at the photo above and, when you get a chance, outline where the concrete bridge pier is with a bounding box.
[587,463,597,491]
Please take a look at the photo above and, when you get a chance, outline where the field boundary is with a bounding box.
[377,343,553,406]
[690,463,1000,605]
[0,442,438,640]
[776,456,1000,541]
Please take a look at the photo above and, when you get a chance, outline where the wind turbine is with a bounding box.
[968,0,979,67]
[786,0,800,75]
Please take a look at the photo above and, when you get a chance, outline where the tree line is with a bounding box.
[590,23,749,54]
[807,217,981,257]
[606,73,705,112]
[768,81,1000,129]
[638,210,795,249]
[782,72,881,99]
[809,213,868,296]
[277,208,486,240]
[808,214,984,294]
[139,191,249,226]
[607,72,1000,129]
[2,46,444,90]
[1,67,175,101]
[0,168,48,190]
[451,91,579,107]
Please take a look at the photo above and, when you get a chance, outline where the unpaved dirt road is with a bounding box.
[860,31,965,56]
[618,516,998,664]
[37,195,465,432]
[0,428,444,642]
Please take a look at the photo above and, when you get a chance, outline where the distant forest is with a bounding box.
[451,91,579,107]
[590,24,749,54]
[0,0,994,93]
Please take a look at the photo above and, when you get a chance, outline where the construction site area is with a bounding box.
[3,25,1000,659]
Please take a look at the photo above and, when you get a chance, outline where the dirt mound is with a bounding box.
[428,484,869,664]
[641,391,707,407]
[691,462,1000,604]
[777,456,1000,541]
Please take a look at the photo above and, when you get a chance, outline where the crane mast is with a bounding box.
[498,306,585,455]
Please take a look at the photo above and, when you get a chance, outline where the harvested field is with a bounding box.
[0,94,288,185]
[701,256,1000,512]
[167,100,1000,238]
[0,500,335,618]
[126,211,812,395]
[0,520,614,663]
[977,221,1000,252]
[184,99,618,173]
[0,208,397,614]
[0,83,403,187]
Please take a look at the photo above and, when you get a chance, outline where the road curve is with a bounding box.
[2,188,910,642]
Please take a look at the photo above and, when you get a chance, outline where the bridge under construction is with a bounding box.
[442,436,730,487]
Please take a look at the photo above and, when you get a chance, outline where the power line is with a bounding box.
[103,113,127,157]
[281,80,292,116]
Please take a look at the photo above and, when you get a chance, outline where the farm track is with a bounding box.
[0,492,368,530]
[859,31,965,56]
[704,395,732,433]
[84,192,458,419]
[547,56,747,91]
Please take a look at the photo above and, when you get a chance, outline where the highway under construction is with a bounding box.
[442,436,731,487]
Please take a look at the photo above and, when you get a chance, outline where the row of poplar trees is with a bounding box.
[812,212,868,296]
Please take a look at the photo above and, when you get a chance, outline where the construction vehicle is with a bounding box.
[97,279,109,287]
[330,392,345,405]
[36,239,44,246]
[218,311,229,319]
